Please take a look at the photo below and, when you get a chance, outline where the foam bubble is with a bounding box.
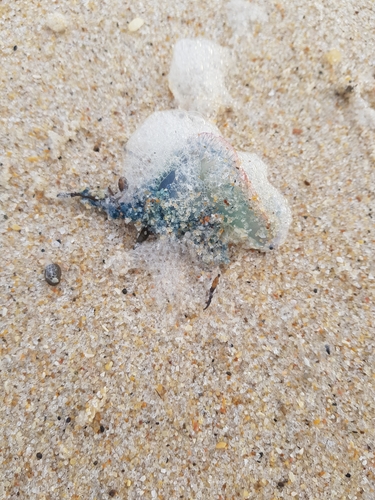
[168,38,231,117]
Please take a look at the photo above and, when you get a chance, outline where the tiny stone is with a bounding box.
[66,417,71,423]
[105,361,113,371]
[36,452,43,460]
[118,177,128,192]
[109,490,117,497]
[46,12,68,33]
[216,441,227,449]
[345,473,351,478]
[325,49,342,65]
[122,288,127,294]
[128,17,145,32]
[44,263,61,286]
[100,425,105,433]
[13,45,17,51]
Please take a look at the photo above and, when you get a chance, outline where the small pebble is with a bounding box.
[46,12,68,33]
[118,177,128,192]
[325,49,342,65]
[36,452,43,460]
[44,263,62,286]
[128,17,145,32]
[215,441,227,449]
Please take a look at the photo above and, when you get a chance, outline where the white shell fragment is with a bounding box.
[45,13,68,33]
[168,38,231,117]
[128,17,145,32]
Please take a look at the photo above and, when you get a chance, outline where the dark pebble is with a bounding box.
[118,176,128,192]
[36,452,43,460]
[44,263,61,286]
[100,425,105,433]
[346,473,351,478]
[109,490,117,497]
[314,288,318,293]
[325,344,331,355]
[13,45,17,51]
[66,417,71,423]
[122,288,127,294]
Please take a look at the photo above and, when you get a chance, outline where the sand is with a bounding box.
[1,0,374,498]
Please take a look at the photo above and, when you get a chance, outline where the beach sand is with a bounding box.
[1,1,374,498]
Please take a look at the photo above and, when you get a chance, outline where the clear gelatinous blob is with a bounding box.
[61,110,291,263]
[168,38,231,117]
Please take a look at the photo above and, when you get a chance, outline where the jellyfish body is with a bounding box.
[69,110,291,263]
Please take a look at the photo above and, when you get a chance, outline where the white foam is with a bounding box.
[168,38,231,117]
[225,0,268,37]
[123,109,220,199]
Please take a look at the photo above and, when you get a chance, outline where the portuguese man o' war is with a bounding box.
[59,39,291,265]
